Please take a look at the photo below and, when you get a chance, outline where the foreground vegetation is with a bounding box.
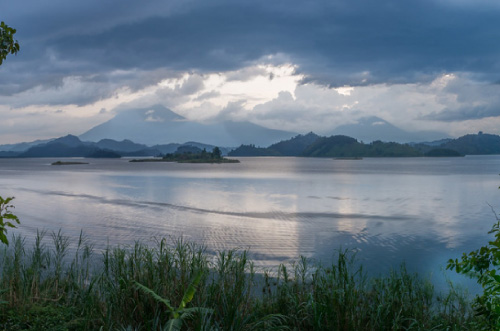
[0,232,482,330]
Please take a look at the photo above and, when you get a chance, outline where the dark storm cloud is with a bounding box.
[1,0,500,105]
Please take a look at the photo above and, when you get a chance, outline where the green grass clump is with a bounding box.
[0,231,480,330]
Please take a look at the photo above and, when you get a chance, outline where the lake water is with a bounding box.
[1,156,499,291]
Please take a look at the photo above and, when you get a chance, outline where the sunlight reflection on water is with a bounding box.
[1,156,500,292]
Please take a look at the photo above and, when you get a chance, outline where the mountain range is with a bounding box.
[0,135,234,158]
[1,105,498,158]
[79,105,297,147]
[1,131,499,158]
[1,106,454,154]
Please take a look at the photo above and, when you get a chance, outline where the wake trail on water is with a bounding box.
[17,187,413,222]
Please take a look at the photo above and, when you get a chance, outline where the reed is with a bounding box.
[0,231,481,330]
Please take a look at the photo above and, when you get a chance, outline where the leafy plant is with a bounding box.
[0,21,20,65]
[0,196,20,245]
[447,208,500,328]
[134,270,211,331]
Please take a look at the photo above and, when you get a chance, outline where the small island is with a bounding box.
[51,161,89,165]
[335,157,363,160]
[130,146,239,164]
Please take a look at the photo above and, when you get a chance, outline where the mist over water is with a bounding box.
[1,156,499,291]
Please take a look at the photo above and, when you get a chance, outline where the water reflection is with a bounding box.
[1,156,499,292]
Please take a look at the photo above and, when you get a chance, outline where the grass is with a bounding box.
[0,231,484,330]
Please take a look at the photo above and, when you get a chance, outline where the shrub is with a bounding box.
[0,196,20,245]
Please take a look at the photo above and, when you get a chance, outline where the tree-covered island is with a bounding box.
[130,146,239,164]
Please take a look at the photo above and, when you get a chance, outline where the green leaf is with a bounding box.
[134,281,175,311]
[0,21,20,64]
[492,274,500,284]
[177,307,213,322]
[0,232,8,245]
[164,318,182,331]
[178,270,203,310]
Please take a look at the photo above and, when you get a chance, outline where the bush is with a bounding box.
[447,213,500,329]
[0,196,20,245]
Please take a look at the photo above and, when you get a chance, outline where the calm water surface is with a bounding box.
[1,156,499,290]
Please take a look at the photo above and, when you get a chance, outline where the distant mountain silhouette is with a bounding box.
[9,134,232,158]
[409,138,453,147]
[19,135,113,158]
[49,135,84,148]
[20,144,95,158]
[95,139,148,152]
[0,138,53,152]
[330,117,448,143]
[79,105,296,147]
[0,151,21,157]
[439,132,500,155]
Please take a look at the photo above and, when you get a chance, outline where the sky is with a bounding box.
[1,0,500,144]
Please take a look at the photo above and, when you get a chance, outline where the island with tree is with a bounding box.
[130,146,239,164]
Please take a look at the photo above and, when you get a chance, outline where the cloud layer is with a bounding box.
[1,0,500,142]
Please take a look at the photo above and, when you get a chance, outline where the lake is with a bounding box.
[1,156,499,291]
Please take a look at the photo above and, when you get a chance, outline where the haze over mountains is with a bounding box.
[79,105,297,147]
[1,105,455,153]
[4,104,498,158]
[80,106,450,146]
[330,117,449,143]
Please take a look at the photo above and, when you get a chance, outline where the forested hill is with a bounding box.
[267,132,321,156]
[439,133,500,155]
[228,133,321,157]
[229,131,500,157]
[229,134,425,157]
[302,136,422,157]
